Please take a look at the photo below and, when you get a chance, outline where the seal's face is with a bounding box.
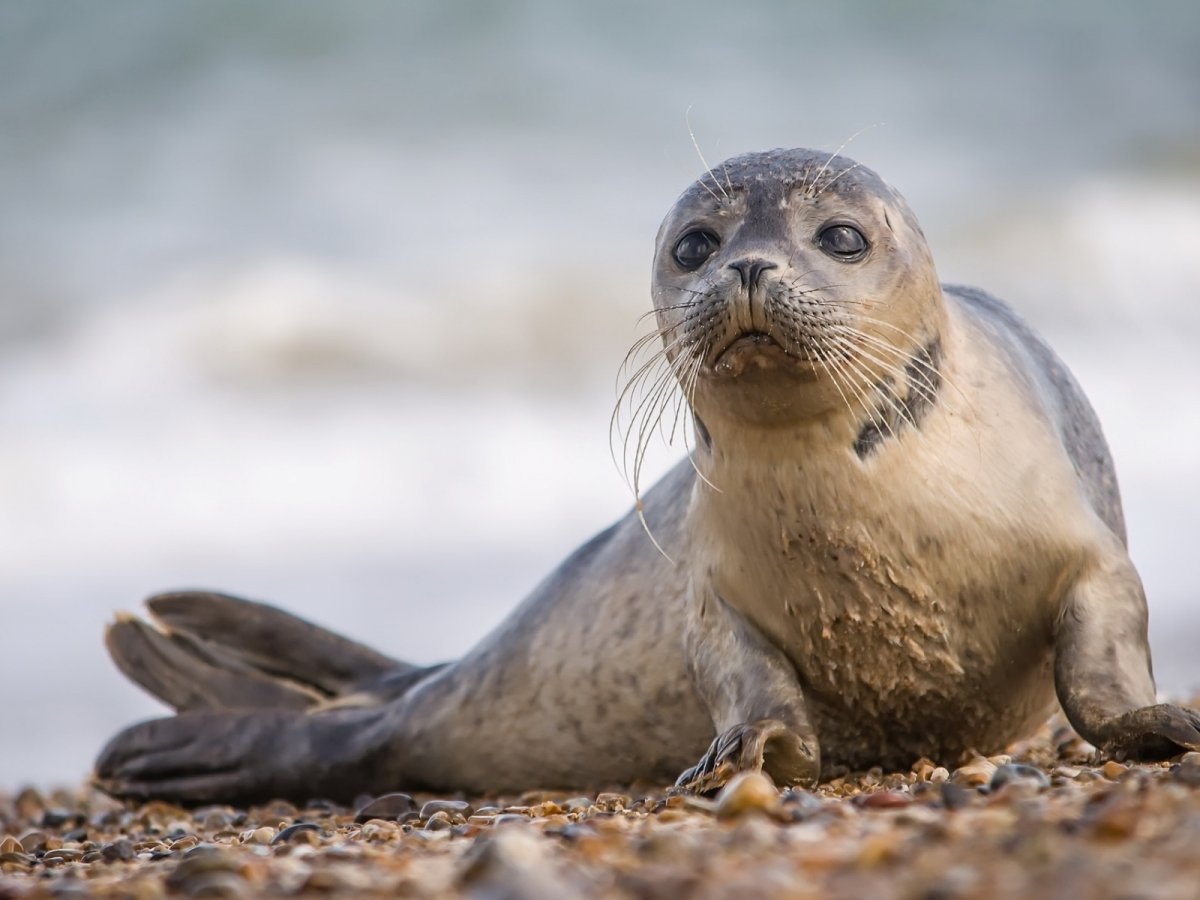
[651,148,943,431]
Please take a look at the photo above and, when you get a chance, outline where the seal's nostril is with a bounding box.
[728,258,778,289]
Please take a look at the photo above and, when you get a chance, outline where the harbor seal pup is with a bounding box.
[95,148,1200,804]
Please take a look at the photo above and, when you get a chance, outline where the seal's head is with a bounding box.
[651,148,944,433]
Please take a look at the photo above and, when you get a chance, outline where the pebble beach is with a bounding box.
[4,711,1200,899]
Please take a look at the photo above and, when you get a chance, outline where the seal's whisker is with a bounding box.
[819,335,896,441]
[824,333,905,440]
[814,162,862,198]
[616,327,693,395]
[805,124,882,194]
[837,318,965,408]
[620,358,680,471]
[813,346,867,430]
[611,331,698,486]
[678,345,722,494]
[685,106,730,202]
[829,327,941,412]
[830,335,921,434]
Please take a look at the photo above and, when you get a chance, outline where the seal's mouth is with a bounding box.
[710,331,802,378]
[713,331,783,360]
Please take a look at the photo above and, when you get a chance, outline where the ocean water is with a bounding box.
[2,1,1198,789]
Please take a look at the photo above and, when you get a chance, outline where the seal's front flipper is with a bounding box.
[675,718,817,795]
[1055,547,1200,760]
[1100,704,1200,760]
[679,586,820,793]
[107,591,410,713]
[95,706,403,805]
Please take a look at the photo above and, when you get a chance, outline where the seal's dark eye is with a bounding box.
[818,224,869,261]
[673,230,720,270]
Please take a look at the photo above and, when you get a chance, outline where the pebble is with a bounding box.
[855,790,912,809]
[989,763,1051,791]
[2,710,1200,898]
[419,798,472,819]
[242,826,275,845]
[18,830,51,852]
[594,792,632,810]
[950,757,997,787]
[43,847,84,862]
[492,814,533,827]
[40,808,73,828]
[940,781,971,811]
[101,838,136,861]
[200,810,235,831]
[272,822,321,845]
[354,792,418,823]
[1102,760,1127,780]
[714,772,780,820]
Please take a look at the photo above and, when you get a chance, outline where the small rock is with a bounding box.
[359,821,398,842]
[272,822,321,845]
[562,797,593,813]
[1102,760,1127,780]
[950,757,997,787]
[244,826,275,845]
[18,831,50,853]
[856,790,912,809]
[39,809,73,829]
[595,792,632,810]
[201,810,235,831]
[493,814,533,827]
[781,788,824,820]
[989,763,1050,791]
[929,767,950,783]
[419,798,472,819]
[354,792,418,823]
[0,836,22,854]
[425,812,454,831]
[175,871,250,898]
[714,772,780,820]
[458,826,575,898]
[940,781,971,811]
[1172,756,1200,787]
[0,851,34,870]
[42,848,83,862]
[166,846,247,890]
[101,838,136,862]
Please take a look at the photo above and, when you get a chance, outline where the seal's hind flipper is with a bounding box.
[146,591,406,694]
[105,614,323,712]
[105,591,410,714]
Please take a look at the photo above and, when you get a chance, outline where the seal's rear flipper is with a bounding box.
[106,591,409,713]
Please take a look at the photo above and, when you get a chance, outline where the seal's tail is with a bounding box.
[105,591,411,713]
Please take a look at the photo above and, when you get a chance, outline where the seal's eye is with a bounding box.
[673,230,720,270]
[818,224,869,261]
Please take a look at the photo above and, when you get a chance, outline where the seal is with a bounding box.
[95,148,1200,804]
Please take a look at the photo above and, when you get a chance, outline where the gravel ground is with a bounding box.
[4,713,1200,899]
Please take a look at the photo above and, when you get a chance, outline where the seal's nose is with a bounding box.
[727,258,778,290]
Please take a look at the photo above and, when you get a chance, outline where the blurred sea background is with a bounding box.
[2,1,1198,789]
